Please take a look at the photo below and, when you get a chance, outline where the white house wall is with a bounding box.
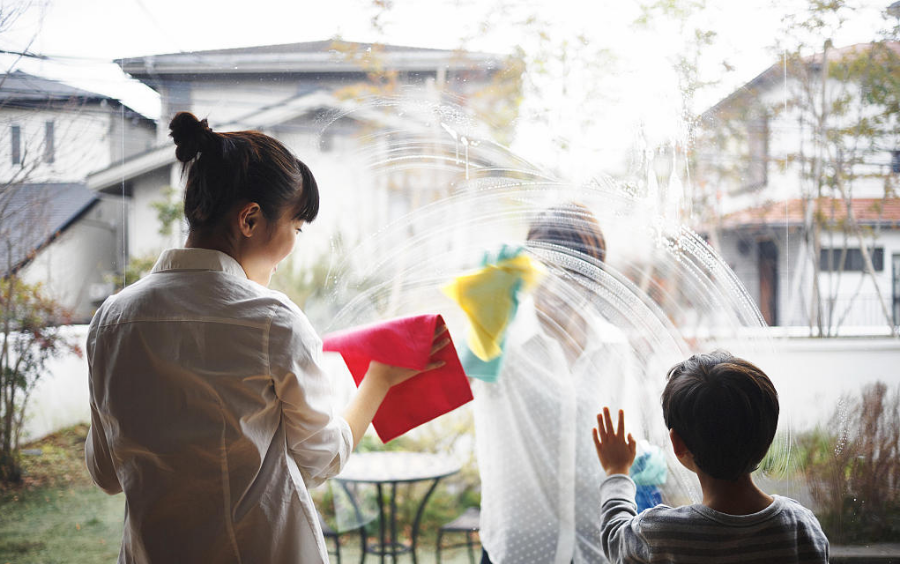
[160,78,319,136]
[715,75,894,216]
[0,106,108,183]
[776,231,900,331]
[18,197,124,322]
[778,233,809,327]
[128,165,182,259]
[116,122,402,272]
[272,120,393,269]
[732,228,900,332]
[0,105,154,184]
[718,230,762,311]
[108,112,155,164]
[815,229,900,329]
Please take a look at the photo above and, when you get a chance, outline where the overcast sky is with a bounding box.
[0,0,891,174]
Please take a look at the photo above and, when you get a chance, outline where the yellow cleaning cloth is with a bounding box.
[442,254,543,361]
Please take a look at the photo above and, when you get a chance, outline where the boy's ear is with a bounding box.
[670,429,699,474]
[669,428,689,458]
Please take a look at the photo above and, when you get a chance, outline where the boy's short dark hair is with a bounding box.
[661,351,779,481]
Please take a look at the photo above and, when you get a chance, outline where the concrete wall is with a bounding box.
[22,330,900,446]
[20,325,90,443]
[750,337,900,431]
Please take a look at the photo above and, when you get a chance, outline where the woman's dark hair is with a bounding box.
[662,350,779,481]
[526,202,606,264]
[169,112,319,232]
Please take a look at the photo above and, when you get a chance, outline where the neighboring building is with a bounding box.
[0,183,121,322]
[0,70,156,321]
[695,42,900,334]
[86,40,518,273]
[0,70,155,184]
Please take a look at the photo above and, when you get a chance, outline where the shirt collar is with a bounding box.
[151,248,248,279]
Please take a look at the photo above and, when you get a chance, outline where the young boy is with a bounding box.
[592,351,829,563]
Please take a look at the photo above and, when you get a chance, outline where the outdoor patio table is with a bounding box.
[334,451,462,564]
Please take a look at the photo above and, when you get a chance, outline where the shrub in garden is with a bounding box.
[1,277,80,484]
[799,382,900,544]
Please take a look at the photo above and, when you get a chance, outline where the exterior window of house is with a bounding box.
[44,121,55,163]
[820,247,884,272]
[746,116,768,188]
[892,150,900,174]
[11,125,21,165]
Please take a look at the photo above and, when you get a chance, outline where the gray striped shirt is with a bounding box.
[600,475,829,563]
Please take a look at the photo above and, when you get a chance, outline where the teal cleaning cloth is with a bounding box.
[446,245,539,383]
[630,443,668,486]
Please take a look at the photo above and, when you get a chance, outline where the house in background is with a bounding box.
[86,40,519,278]
[695,42,900,335]
[0,70,156,321]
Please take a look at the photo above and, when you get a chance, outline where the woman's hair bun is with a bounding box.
[169,112,217,162]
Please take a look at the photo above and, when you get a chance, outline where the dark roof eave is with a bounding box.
[115,44,503,79]
[700,64,782,120]
[0,70,155,122]
[717,220,900,230]
[0,97,154,123]
[118,59,500,80]
[701,42,900,119]
[715,221,806,230]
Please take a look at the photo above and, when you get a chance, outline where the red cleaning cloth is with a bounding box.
[322,314,473,443]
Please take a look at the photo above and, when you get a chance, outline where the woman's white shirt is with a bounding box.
[85,248,352,564]
[474,296,638,564]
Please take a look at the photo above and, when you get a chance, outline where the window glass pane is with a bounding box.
[44,120,54,163]
[0,1,897,560]
[820,248,885,272]
[11,125,20,165]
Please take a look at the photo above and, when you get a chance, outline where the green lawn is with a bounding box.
[0,425,125,564]
[0,486,124,564]
[0,426,480,563]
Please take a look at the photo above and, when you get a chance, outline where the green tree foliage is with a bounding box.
[0,277,80,483]
[149,185,184,237]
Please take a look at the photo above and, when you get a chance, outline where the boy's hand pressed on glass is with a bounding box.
[593,407,637,476]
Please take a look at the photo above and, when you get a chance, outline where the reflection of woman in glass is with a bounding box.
[84,113,445,563]
[476,203,633,564]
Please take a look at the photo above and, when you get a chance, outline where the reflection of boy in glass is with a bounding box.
[593,352,829,563]
[477,203,633,564]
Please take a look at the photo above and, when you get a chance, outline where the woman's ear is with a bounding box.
[237,202,262,238]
